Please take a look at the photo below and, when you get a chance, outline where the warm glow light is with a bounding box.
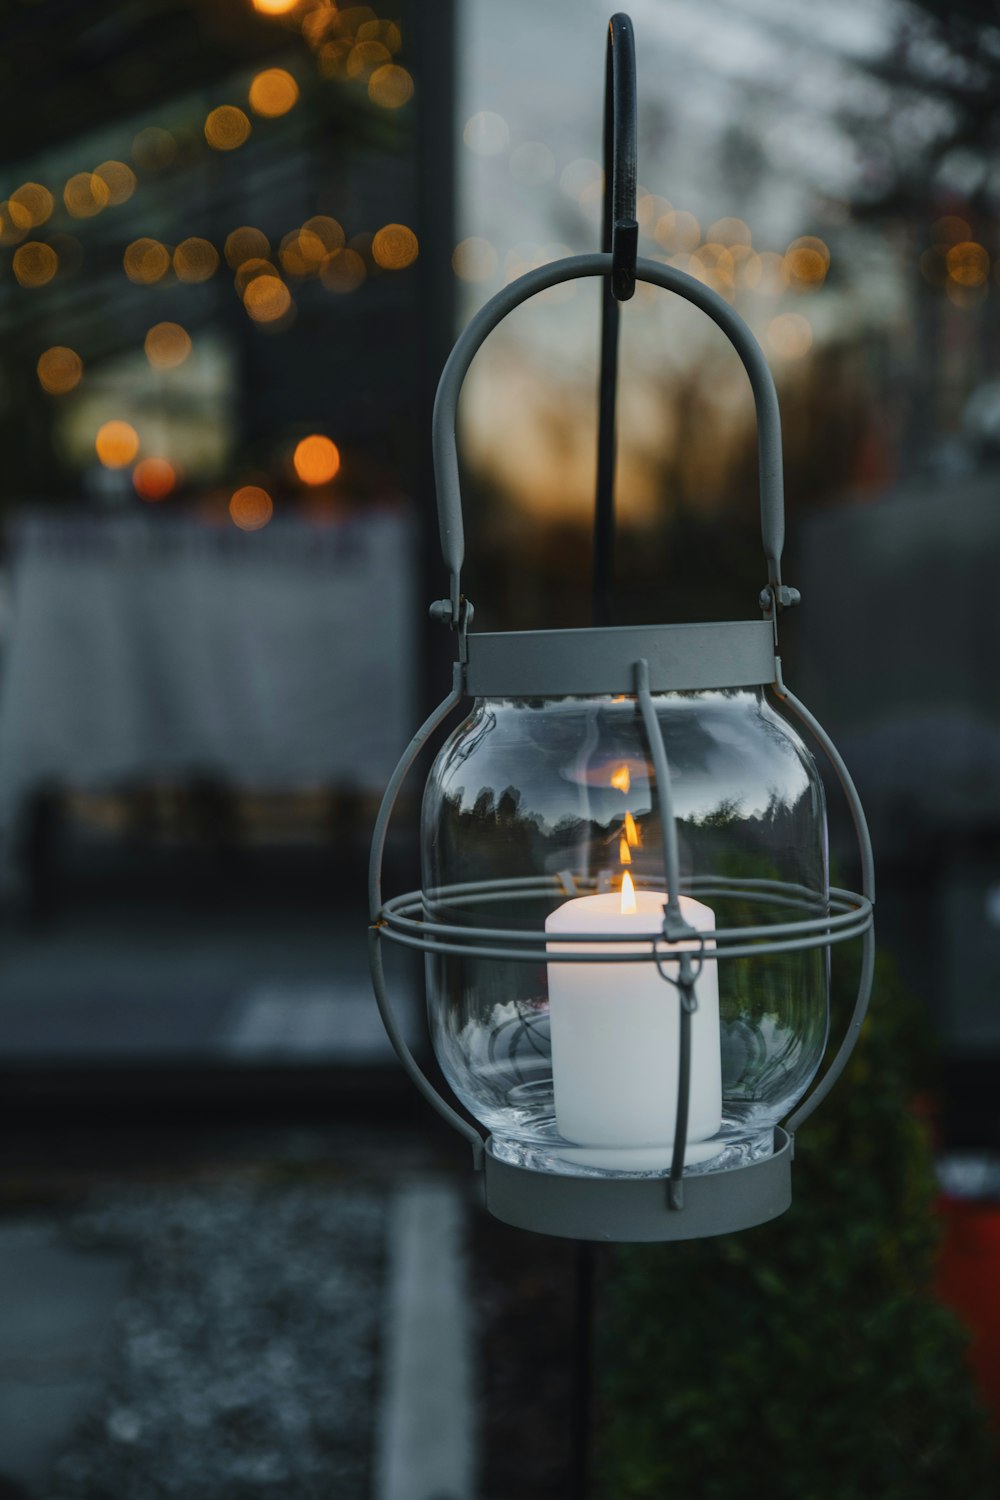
[64,172,110,218]
[318,40,353,79]
[620,870,637,915]
[654,209,700,254]
[320,248,366,292]
[205,107,252,151]
[347,40,391,78]
[303,216,344,253]
[249,68,300,117]
[610,765,631,794]
[946,241,989,287]
[452,237,498,282]
[253,0,299,14]
[144,322,192,369]
[133,458,176,502]
[230,485,273,530]
[766,313,813,359]
[368,63,414,108]
[358,17,402,52]
[225,226,270,268]
[95,420,140,469]
[13,242,58,287]
[94,161,137,205]
[9,183,54,228]
[0,204,28,245]
[293,434,341,485]
[784,236,829,290]
[279,229,327,277]
[243,273,292,322]
[619,835,632,866]
[173,237,219,283]
[624,810,639,847]
[234,257,278,296]
[124,238,170,284]
[132,127,177,173]
[372,223,418,270]
[37,346,82,395]
[463,111,510,157]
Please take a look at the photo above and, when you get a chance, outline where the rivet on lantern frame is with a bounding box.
[368,23,874,1245]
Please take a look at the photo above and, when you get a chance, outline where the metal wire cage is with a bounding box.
[368,251,874,1243]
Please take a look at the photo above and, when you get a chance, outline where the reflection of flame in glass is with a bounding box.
[620,870,636,915]
[624,810,639,847]
[619,835,631,866]
[610,765,631,794]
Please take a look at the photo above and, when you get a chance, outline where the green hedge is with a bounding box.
[594,952,999,1499]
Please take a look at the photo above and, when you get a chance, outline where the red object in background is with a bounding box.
[936,1197,1000,1427]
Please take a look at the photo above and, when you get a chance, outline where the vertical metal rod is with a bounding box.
[571,1239,596,1500]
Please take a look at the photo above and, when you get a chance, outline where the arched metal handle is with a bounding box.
[433,253,787,623]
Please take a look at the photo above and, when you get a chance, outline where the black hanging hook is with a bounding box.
[604,14,638,301]
[593,13,638,627]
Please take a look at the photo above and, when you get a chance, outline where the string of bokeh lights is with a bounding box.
[0,3,417,529]
[4,0,993,530]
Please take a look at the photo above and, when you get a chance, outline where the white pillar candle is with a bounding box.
[545,884,722,1172]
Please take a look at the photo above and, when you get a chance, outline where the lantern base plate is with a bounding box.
[481,1127,792,1242]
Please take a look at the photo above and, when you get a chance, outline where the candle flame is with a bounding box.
[619,835,632,865]
[623,810,639,846]
[620,870,637,914]
[610,764,631,794]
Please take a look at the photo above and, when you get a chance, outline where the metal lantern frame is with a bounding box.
[368,19,874,1244]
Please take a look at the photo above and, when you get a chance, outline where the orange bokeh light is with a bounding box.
[124,238,170,284]
[243,274,292,322]
[95,420,140,468]
[204,106,251,151]
[133,458,177,502]
[144,322,192,369]
[252,0,299,13]
[230,485,274,530]
[293,434,341,485]
[372,223,418,270]
[37,346,83,395]
[249,68,300,117]
[9,183,54,228]
[225,226,271,268]
[13,241,58,287]
[368,64,413,108]
[174,238,219,283]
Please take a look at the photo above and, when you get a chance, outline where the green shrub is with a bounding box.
[594,951,999,1500]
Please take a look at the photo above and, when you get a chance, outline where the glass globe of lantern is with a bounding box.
[421,686,829,1179]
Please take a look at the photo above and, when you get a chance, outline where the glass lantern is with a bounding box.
[369,252,874,1242]
[422,685,828,1179]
